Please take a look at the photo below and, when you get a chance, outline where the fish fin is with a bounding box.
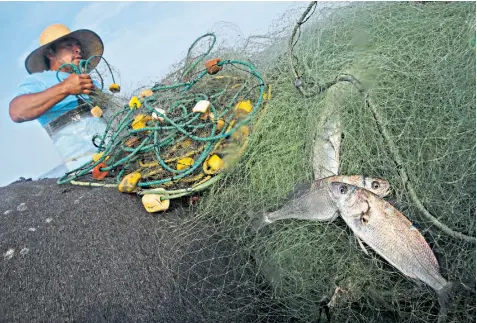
[266,185,338,222]
[356,236,370,256]
[437,281,457,323]
[437,280,475,323]
[286,181,313,200]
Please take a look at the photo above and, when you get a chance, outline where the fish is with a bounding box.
[312,113,342,180]
[250,175,391,231]
[328,182,455,321]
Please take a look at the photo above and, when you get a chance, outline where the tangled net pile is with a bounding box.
[58,34,268,203]
[63,2,476,322]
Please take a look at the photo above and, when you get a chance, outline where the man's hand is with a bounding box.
[62,74,94,95]
[10,73,96,123]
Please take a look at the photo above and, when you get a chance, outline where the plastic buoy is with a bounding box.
[118,172,142,193]
[193,100,211,114]
[139,89,153,99]
[90,106,103,118]
[205,58,222,75]
[92,162,109,180]
[124,136,140,148]
[142,193,170,212]
[216,118,225,131]
[131,114,152,130]
[92,152,109,163]
[177,157,194,170]
[151,108,166,122]
[234,100,253,117]
[129,96,142,110]
[206,154,223,172]
[109,83,121,93]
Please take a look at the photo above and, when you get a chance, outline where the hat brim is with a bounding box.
[24,29,104,74]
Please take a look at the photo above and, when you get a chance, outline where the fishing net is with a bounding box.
[61,1,475,322]
[57,34,268,206]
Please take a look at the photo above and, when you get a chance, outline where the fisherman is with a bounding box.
[9,23,107,172]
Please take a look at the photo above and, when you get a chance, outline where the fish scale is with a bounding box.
[331,183,450,294]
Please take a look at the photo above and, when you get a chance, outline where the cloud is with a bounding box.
[72,2,133,37]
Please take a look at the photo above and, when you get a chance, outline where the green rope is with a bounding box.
[56,55,118,109]
[182,33,216,78]
[57,33,266,199]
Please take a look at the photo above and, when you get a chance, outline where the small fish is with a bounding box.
[251,175,391,231]
[313,113,342,180]
[329,182,455,321]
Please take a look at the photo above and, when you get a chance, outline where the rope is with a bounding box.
[182,33,216,78]
[56,55,118,108]
[289,1,318,96]
[57,33,266,200]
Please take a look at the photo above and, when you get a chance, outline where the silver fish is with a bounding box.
[329,182,455,321]
[251,175,391,231]
[313,113,341,180]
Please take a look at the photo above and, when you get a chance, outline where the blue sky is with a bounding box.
[0,1,301,187]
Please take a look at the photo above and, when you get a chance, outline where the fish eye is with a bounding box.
[339,185,348,194]
[371,181,380,190]
[361,212,370,225]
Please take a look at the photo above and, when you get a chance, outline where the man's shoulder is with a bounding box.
[28,70,68,82]
[15,70,70,96]
[18,70,53,85]
[15,71,58,97]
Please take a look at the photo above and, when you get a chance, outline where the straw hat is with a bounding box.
[25,23,104,74]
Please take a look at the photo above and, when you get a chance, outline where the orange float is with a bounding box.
[205,58,222,75]
[92,162,109,180]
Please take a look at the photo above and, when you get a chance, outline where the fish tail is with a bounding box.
[437,281,457,323]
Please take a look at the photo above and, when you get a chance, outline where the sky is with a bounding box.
[0,1,304,187]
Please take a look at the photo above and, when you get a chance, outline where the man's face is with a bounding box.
[53,38,83,66]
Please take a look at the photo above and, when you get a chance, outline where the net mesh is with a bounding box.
[71,2,476,322]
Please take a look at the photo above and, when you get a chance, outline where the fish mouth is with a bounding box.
[383,187,392,197]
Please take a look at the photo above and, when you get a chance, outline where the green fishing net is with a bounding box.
[74,2,477,322]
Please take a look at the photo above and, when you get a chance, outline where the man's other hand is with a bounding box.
[62,74,94,95]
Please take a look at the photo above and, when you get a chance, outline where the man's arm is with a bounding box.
[9,74,94,123]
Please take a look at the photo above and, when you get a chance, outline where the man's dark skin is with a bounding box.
[9,38,94,123]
